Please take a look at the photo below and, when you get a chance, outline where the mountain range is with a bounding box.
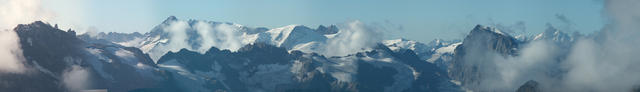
[5,16,631,92]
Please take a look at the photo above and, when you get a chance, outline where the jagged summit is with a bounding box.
[461,24,520,56]
[18,21,47,27]
[14,21,81,50]
[15,21,76,34]
[316,25,339,34]
[162,16,178,24]
[533,26,573,42]
[266,24,327,48]
[5,21,159,92]
[285,25,314,33]
[8,19,598,92]
[449,24,521,90]
[472,25,488,30]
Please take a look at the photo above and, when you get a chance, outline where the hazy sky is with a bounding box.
[41,0,605,43]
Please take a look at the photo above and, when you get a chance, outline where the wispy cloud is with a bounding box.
[466,0,640,91]
[555,14,572,25]
[165,21,191,52]
[194,21,243,52]
[560,0,640,91]
[62,65,90,91]
[323,20,384,56]
[0,0,54,73]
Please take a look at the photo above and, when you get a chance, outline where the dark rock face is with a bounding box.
[2,21,462,92]
[516,80,541,92]
[15,21,84,75]
[316,25,339,34]
[356,61,398,92]
[449,25,521,90]
[2,21,159,92]
[0,21,84,92]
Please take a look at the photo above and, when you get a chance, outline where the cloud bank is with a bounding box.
[465,0,640,91]
[559,0,640,91]
[0,30,26,73]
[323,20,384,56]
[0,0,54,73]
[163,21,191,53]
[0,0,54,30]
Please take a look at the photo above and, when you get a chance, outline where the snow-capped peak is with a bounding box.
[533,26,574,43]
[383,38,422,51]
[471,25,509,36]
[265,24,327,48]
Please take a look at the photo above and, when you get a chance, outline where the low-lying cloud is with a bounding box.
[0,30,26,73]
[0,0,53,73]
[0,0,54,30]
[148,20,247,61]
[164,21,191,53]
[560,0,640,91]
[470,40,562,91]
[194,21,243,52]
[323,20,384,56]
[466,0,640,91]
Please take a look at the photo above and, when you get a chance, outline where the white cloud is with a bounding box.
[63,65,90,91]
[0,29,26,73]
[463,39,561,91]
[323,20,384,56]
[164,21,191,53]
[467,0,640,91]
[0,0,55,30]
[0,0,55,73]
[194,21,243,52]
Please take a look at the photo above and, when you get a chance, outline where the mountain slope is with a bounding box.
[137,16,331,61]
[383,38,462,71]
[2,21,161,92]
[449,25,521,90]
[151,43,461,92]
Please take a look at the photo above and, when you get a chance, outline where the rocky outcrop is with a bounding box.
[449,25,521,90]
[315,25,339,34]
[516,80,541,92]
[1,21,160,92]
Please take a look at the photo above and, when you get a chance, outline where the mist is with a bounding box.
[62,65,90,91]
[323,20,384,56]
[464,0,640,91]
[164,20,191,53]
[559,0,640,91]
[194,21,243,52]
[0,0,55,73]
[0,30,26,73]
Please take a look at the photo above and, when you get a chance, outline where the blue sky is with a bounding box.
[43,0,605,43]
